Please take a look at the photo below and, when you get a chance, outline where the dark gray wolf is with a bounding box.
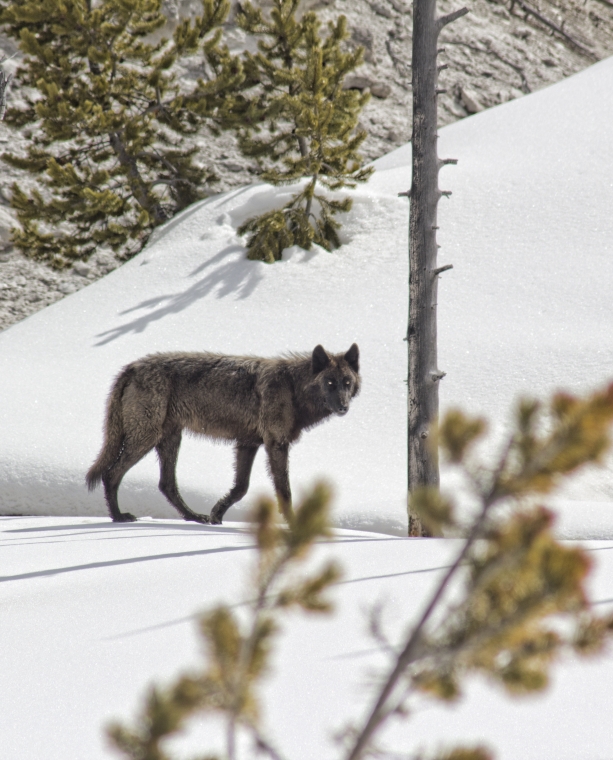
[86,344,360,524]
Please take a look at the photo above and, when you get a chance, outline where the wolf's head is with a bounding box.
[311,343,361,416]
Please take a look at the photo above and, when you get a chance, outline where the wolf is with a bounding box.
[86,343,360,525]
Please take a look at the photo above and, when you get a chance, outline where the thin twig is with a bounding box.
[345,497,496,760]
[368,601,399,656]
[511,0,597,59]
[385,38,412,90]
[438,7,469,28]
[251,725,290,760]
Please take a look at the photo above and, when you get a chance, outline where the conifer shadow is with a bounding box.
[94,243,264,346]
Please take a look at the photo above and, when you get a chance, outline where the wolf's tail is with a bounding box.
[86,367,134,491]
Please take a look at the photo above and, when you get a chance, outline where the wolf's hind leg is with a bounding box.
[157,428,210,524]
[264,440,293,523]
[209,444,260,525]
[103,437,155,523]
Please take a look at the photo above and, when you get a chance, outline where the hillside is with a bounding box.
[2,32,613,760]
[1,0,612,329]
[1,54,612,536]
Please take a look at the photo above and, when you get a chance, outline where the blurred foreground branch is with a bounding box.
[108,482,340,760]
[109,384,613,760]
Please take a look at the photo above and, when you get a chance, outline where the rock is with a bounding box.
[460,87,484,114]
[370,2,393,18]
[448,100,468,118]
[57,282,77,295]
[344,75,374,91]
[222,161,245,173]
[72,261,91,277]
[371,82,392,99]
[344,75,391,99]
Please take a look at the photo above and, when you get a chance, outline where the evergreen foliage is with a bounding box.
[0,0,236,267]
[107,385,613,760]
[233,0,372,262]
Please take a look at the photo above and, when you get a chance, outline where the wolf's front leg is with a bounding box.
[264,439,293,523]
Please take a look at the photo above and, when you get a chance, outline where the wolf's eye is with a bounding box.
[343,378,351,387]
[327,380,335,388]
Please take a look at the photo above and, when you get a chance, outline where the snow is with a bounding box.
[2,518,612,760]
[2,55,613,760]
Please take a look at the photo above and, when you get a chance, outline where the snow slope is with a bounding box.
[2,56,613,536]
[1,517,612,760]
[2,49,613,760]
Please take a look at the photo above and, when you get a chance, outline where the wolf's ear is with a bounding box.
[312,344,330,374]
[344,343,359,373]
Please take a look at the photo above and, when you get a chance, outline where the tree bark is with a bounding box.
[109,131,168,226]
[407,0,466,536]
[0,66,11,122]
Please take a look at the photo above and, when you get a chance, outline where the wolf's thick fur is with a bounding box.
[86,344,360,524]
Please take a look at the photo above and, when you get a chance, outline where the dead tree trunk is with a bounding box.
[407,0,467,536]
[0,57,12,121]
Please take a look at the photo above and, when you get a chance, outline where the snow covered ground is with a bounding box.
[2,518,613,760]
[2,53,613,760]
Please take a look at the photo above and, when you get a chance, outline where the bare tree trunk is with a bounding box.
[0,58,12,122]
[407,0,466,536]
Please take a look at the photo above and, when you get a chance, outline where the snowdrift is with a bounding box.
[1,57,613,537]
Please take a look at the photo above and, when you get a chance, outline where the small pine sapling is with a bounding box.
[233,0,372,262]
[0,0,232,268]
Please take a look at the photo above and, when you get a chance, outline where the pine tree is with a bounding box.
[0,0,236,268]
[232,0,373,263]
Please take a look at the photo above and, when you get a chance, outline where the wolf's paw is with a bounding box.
[114,513,137,523]
[209,511,223,525]
[185,513,211,525]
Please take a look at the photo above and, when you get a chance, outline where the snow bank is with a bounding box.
[1,57,613,535]
[1,516,612,760]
